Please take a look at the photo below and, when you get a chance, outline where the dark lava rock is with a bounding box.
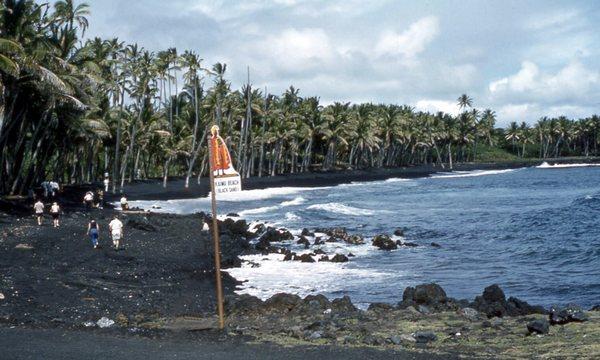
[332,296,358,314]
[368,303,395,312]
[330,254,349,263]
[313,237,324,245]
[127,217,157,232]
[283,252,296,261]
[226,212,239,217]
[296,253,315,263]
[527,318,550,335]
[318,256,330,262]
[297,236,311,248]
[590,305,600,311]
[326,237,338,243]
[372,234,397,250]
[347,252,355,257]
[260,228,294,243]
[393,228,405,237]
[292,294,331,315]
[301,228,315,237]
[413,283,447,305]
[345,235,364,245]
[549,304,589,325]
[313,249,326,255]
[220,218,249,237]
[400,241,419,247]
[264,293,302,312]
[413,331,437,343]
[472,284,546,318]
[226,294,264,314]
[430,242,441,248]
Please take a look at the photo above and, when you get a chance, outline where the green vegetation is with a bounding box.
[1,0,600,195]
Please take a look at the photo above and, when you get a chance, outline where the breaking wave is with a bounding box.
[307,202,378,216]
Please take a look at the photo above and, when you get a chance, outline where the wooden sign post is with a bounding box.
[207,125,242,329]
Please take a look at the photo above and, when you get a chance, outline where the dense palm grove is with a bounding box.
[1,0,600,195]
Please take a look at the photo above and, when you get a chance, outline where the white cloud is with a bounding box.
[415,100,460,116]
[489,60,600,103]
[374,16,439,59]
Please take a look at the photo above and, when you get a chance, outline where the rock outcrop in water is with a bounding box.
[372,234,397,250]
[472,284,547,318]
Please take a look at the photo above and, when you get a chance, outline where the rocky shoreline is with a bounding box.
[1,206,599,358]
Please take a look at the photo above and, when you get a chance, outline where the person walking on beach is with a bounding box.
[50,202,61,228]
[87,220,100,249]
[109,215,124,250]
[120,196,129,211]
[33,200,44,226]
[83,191,94,209]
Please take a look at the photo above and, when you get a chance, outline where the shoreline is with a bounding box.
[106,157,600,202]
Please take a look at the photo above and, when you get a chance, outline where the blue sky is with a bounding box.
[81,0,600,126]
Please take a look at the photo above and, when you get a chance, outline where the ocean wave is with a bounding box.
[280,196,306,206]
[384,178,411,183]
[537,162,600,169]
[307,202,377,216]
[429,168,518,179]
[285,212,300,221]
[238,205,280,216]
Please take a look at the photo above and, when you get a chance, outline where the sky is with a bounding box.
[78,0,600,126]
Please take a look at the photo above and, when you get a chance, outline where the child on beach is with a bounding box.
[33,200,44,226]
[109,215,124,250]
[50,202,61,228]
[120,196,129,211]
[87,220,100,249]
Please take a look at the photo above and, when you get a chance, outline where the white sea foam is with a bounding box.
[384,177,411,183]
[280,196,306,206]
[537,162,600,169]
[238,205,280,216]
[429,168,518,179]
[307,202,377,216]
[224,252,394,301]
[285,212,300,221]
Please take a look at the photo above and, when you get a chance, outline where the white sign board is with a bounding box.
[214,175,242,195]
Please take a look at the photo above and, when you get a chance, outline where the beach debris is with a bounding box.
[549,304,589,325]
[0,293,5,300]
[83,321,95,327]
[372,234,397,250]
[96,317,115,328]
[527,318,550,335]
[413,331,437,343]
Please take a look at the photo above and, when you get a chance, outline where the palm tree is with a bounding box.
[457,94,473,111]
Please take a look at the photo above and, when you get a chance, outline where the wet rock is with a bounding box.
[393,228,405,237]
[347,252,355,257]
[264,293,302,312]
[372,235,397,250]
[301,228,314,237]
[413,331,437,343]
[260,228,293,243]
[401,241,419,247]
[226,213,239,217]
[430,242,441,248]
[345,235,364,245]
[590,305,600,311]
[296,236,311,248]
[295,253,315,263]
[506,297,547,316]
[313,237,324,245]
[330,254,349,263]
[318,256,329,262]
[221,218,250,237]
[549,304,589,325]
[326,236,338,243]
[283,252,295,261]
[527,318,549,335]
[313,249,327,255]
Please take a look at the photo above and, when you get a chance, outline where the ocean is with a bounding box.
[129,164,600,309]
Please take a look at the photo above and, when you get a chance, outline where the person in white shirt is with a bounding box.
[50,202,60,228]
[120,196,128,211]
[103,177,109,192]
[108,215,124,250]
[33,200,44,226]
[83,191,94,209]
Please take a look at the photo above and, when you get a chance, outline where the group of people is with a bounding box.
[87,216,125,250]
[33,199,61,227]
[40,180,60,199]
